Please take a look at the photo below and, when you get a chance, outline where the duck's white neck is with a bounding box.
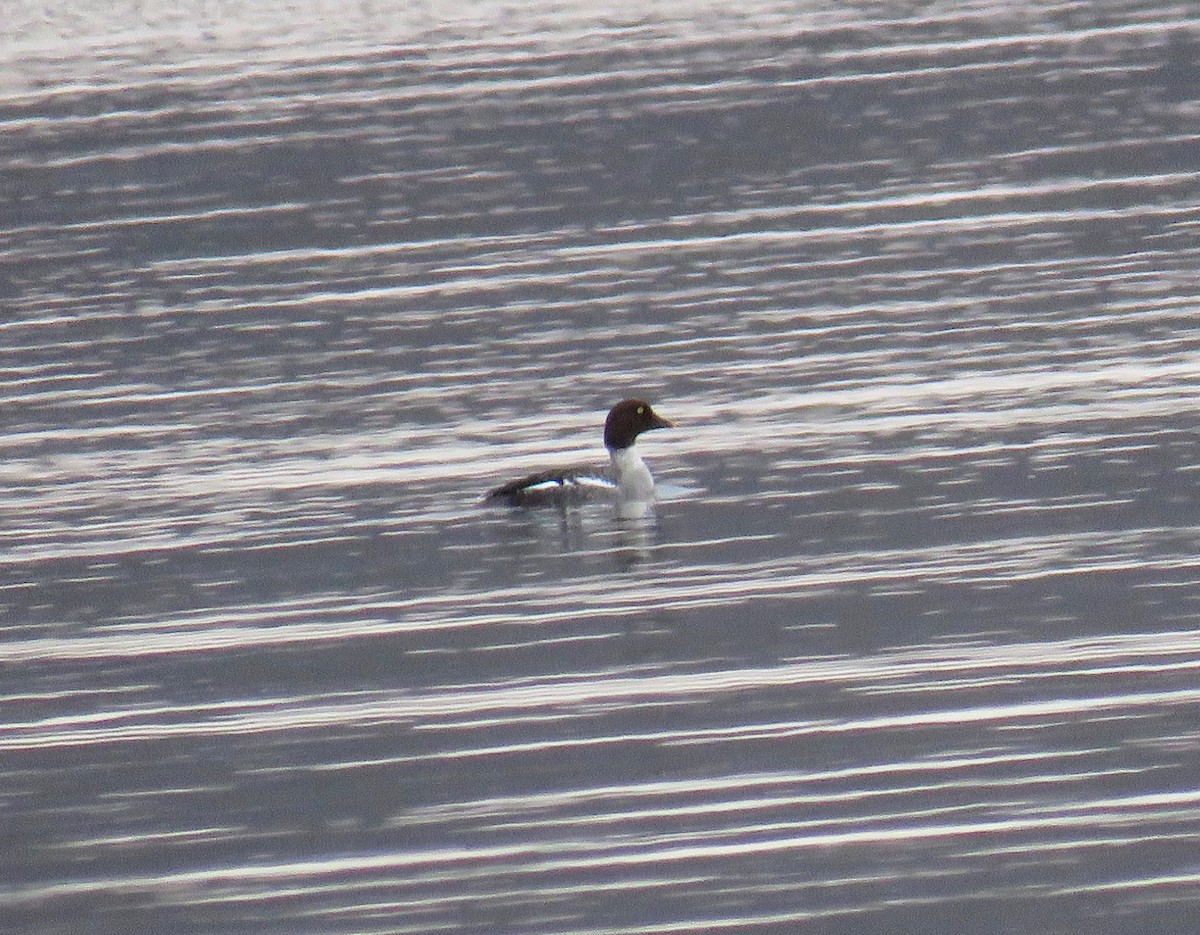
[608,445,656,518]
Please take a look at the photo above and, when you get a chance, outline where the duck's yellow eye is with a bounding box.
[637,406,645,414]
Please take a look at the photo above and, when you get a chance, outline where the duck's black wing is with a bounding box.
[484,465,614,507]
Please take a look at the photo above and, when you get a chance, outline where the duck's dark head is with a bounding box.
[603,399,673,450]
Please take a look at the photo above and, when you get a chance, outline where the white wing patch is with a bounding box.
[520,474,614,494]
[569,475,617,491]
[522,478,565,493]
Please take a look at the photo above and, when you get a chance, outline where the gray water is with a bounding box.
[4,2,1200,932]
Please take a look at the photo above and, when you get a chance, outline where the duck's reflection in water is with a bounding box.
[612,513,663,570]
[478,504,667,573]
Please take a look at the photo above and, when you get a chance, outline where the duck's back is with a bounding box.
[485,465,615,508]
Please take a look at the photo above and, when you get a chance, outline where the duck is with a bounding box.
[485,399,674,518]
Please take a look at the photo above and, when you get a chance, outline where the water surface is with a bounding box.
[4,2,1200,932]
